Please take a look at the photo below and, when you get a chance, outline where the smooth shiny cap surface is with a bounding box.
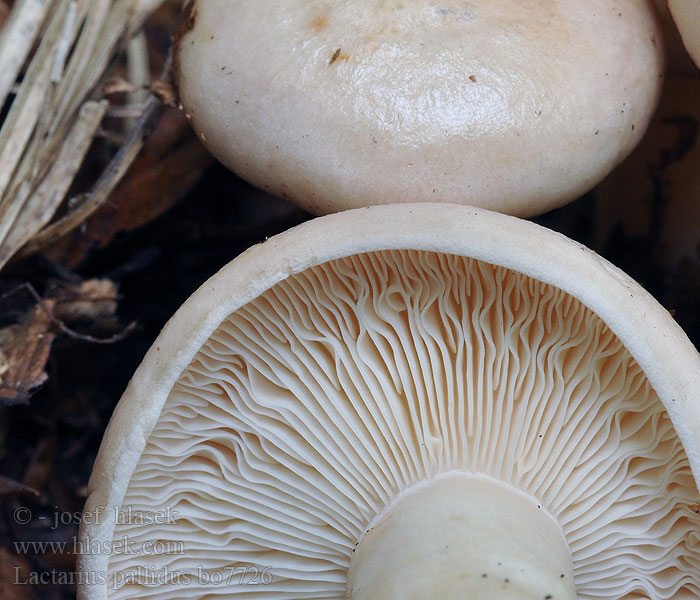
[177,0,664,216]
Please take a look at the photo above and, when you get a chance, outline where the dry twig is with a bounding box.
[2,282,137,345]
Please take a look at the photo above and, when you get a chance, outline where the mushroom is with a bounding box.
[668,0,700,69]
[78,203,700,599]
[175,0,665,217]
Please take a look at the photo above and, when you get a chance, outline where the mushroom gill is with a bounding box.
[107,250,700,599]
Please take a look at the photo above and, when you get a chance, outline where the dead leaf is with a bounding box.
[0,302,55,407]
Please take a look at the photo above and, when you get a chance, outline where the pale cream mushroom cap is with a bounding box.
[668,0,700,69]
[176,0,665,217]
[78,204,700,599]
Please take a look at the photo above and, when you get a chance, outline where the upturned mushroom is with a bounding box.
[175,0,665,217]
[668,0,700,68]
[78,204,700,599]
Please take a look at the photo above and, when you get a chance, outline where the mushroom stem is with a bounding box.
[346,473,576,599]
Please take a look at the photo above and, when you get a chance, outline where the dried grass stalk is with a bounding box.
[0,0,167,272]
[0,0,52,110]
